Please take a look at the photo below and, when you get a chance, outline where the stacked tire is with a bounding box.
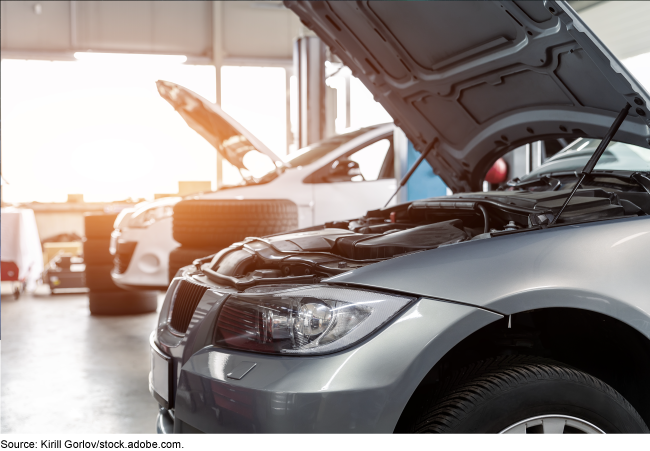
[169,199,299,280]
[84,213,157,315]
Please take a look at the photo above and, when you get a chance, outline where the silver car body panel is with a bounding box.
[285,1,650,191]
[159,215,650,433]
[329,215,650,338]
[173,298,501,433]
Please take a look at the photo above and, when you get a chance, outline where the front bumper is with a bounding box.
[157,408,174,434]
[111,218,179,290]
[166,298,501,433]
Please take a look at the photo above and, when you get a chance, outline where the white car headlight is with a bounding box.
[128,205,174,228]
[113,208,134,230]
[214,286,413,355]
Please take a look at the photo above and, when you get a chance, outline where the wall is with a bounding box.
[405,142,448,201]
[34,211,85,241]
[24,203,134,241]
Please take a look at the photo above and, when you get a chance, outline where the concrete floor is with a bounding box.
[1,285,164,433]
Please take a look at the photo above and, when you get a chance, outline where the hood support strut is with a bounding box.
[550,103,631,225]
[384,143,434,208]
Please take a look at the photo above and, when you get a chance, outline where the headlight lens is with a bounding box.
[214,286,413,355]
[113,208,134,230]
[128,205,174,228]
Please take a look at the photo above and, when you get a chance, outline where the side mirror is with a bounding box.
[328,158,362,180]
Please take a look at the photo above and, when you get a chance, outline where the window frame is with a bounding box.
[302,131,395,184]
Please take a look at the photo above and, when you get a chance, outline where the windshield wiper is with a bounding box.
[550,103,631,225]
[631,172,650,194]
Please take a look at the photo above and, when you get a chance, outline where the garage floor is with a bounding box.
[1,286,163,433]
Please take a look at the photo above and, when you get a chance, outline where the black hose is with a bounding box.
[477,204,490,234]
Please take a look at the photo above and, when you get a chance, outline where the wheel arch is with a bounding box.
[394,306,650,432]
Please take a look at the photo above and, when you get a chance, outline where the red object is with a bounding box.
[390,212,396,223]
[1,261,21,281]
[485,158,508,184]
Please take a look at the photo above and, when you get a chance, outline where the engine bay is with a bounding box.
[197,183,650,290]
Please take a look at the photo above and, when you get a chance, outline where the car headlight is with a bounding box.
[214,285,413,355]
[113,208,134,230]
[128,205,174,228]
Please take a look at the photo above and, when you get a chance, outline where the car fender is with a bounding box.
[329,216,650,339]
[174,297,501,432]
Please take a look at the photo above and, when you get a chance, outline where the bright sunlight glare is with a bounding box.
[1,59,287,203]
[5,49,647,205]
[622,52,650,89]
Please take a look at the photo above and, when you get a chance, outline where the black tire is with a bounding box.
[85,264,120,292]
[82,238,113,264]
[84,213,118,239]
[168,246,219,282]
[412,355,649,434]
[173,199,298,248]
[89,291,158,315]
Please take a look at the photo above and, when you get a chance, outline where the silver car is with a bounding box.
[150,1,650,433]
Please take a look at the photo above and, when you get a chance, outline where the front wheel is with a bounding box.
[412,355,648,433]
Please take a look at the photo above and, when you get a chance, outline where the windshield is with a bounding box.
[221,125,385,188]
[285,126,382,167]
[521,138,650,181]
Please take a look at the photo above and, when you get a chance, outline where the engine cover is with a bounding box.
[335,219,468,259]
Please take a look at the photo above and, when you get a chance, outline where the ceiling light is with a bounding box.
[74,52,187,64]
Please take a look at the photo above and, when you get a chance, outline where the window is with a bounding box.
[349,139,392,181]
[220,66,288,185]
[1,58,217,203]
[285,127,378,168]
[305,136,394,183]
[522,138,650,181]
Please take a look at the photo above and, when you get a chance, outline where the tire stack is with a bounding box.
[169,199,299,281]
[84,213,158,315]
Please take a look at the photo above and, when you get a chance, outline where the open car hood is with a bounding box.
[156,80,285,171]
[285,1,650,192]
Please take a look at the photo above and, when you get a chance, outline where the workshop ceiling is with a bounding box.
[573,1,650,60]
[0,1,303,63]
[1,1,649,63]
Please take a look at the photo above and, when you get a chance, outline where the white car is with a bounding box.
[111,81,399,290]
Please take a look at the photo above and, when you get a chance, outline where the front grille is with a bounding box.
[114,241,137,274]
[169,280,208,334]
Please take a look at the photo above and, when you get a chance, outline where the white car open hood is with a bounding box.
[156,80,285,171]
[285,1,650,192]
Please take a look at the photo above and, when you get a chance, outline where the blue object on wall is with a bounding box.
[406,140,448,201]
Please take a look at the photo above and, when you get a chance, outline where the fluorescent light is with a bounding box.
[74,52,187,64]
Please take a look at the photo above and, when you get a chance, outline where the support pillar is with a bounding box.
[294,36,326,148]
[212,1,223,189]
